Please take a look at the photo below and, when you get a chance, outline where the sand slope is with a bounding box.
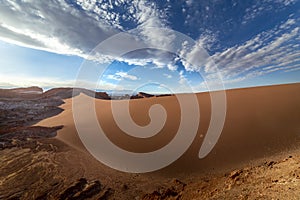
[36,83,300,174]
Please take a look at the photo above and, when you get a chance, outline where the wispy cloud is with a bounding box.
[0,0,168,59]
[0,0,182,72]
[0,0,120,57]
[208,18,300,81]
[178,17,300,83]
[242,0,297,24]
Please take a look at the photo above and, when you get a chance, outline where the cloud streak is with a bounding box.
[0,0,168,58]
[177,16,300,84]
[0,0,121,57]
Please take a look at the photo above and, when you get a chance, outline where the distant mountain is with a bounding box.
[0,87,110,100]
[0,86,43,98]
[0,86,172,100]
[42,88,111,100]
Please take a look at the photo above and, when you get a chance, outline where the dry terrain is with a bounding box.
[0,83,300,199]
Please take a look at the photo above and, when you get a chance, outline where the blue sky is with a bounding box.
[0,0,299,93]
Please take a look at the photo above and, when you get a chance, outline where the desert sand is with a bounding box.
[1,83,300,199]
[36,83,300,174]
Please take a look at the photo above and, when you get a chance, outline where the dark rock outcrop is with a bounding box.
[0,126,63,149]
[142,179,186,200]
[58,178,111,200]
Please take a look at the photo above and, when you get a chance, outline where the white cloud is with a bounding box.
[186,0,193,6]
[0,0,187,79]
[116,72,139,81]
[179,39,211,72]
[242,0,297,24]
[199,18,300,81]
[166,63,177,71]
[172,16,300,86]
[0,0,170,61]
[0,0,121,57]
[284,66,300,72]
[106,74,122,81]
[106,71,139,81]
[163,73,172,79]
[0,1,210,79]
[179,70,187,85]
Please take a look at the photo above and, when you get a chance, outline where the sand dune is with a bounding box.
[35,83,300,174]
